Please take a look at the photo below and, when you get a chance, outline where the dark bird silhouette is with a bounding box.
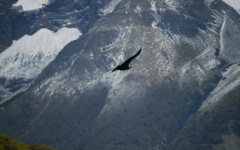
[112,47,142,72]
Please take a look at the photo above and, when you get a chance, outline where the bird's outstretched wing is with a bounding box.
[122,47,142,66]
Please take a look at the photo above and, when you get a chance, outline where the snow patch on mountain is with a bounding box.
[149,0,159,29]
[219,14,240,64]
[222,0,240,14]
[99,0,122,16]
[0,82,32,105]
[12,0,49,11]
[0,28,81,80]
[220,13,227,53]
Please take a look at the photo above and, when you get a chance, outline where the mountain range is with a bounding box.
[0,0,240,150]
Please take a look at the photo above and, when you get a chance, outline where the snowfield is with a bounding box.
[0,28,81,80]
[12,0,49,11]
[222,0,240,14]
[99,0,122,16]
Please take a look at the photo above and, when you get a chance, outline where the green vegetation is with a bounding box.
[0,134,54,150]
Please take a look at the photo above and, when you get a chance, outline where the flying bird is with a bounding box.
[112,47,142,72]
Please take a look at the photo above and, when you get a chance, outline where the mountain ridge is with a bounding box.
[0,0,240,150]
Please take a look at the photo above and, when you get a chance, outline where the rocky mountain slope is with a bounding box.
[0,0,240,150]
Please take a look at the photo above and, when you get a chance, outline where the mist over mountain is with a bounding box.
[0,0,240,150]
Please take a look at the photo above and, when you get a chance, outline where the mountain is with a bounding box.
[0,0,240,150]
[0,27,81,104]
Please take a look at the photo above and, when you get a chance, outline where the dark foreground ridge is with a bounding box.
[0,134,55,150]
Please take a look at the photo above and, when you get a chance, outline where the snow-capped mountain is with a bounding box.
[0,27,81,104]
[0,0,240,150]
[0,28,81,80]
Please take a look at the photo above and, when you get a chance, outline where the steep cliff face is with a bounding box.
[0,0,240,150]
